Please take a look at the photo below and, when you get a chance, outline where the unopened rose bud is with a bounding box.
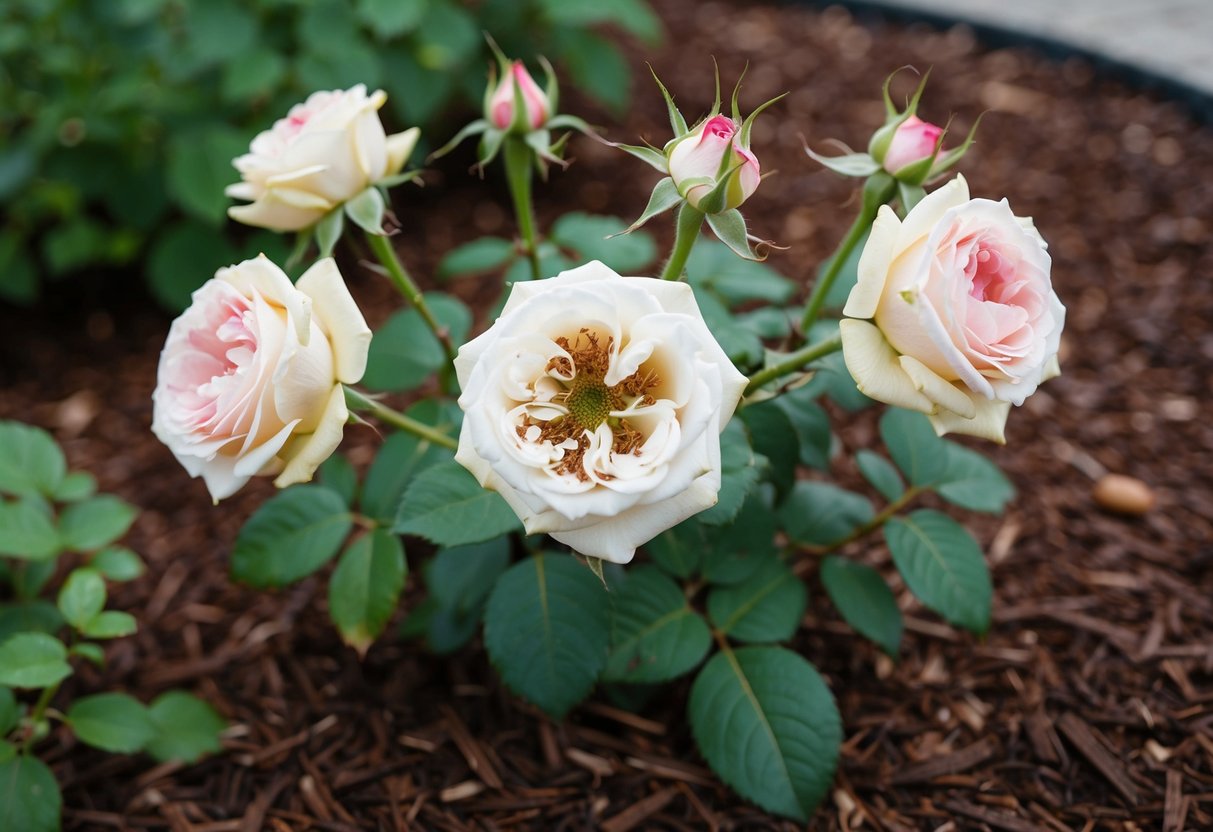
[882,115,944,174]
[666,114,761,211]
[488,61,550,132]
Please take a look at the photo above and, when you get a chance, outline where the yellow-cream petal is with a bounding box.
[839,319,933,413]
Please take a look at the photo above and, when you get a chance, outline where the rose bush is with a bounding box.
[667,114,761,211]
[152,255,371,500]
[453,261,747,563]
[840,175,1064,442]
[226,85,419,232]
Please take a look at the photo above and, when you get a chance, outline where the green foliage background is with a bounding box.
[0,0,659,307]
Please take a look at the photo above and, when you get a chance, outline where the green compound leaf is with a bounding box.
[0,499,59,561]
[885,509,992,635]
[707,559,806,644]
[698,418,762,526]
[603,566,711,684]
[483,553,610,719]
[0,754,61,832]
[328,529,406,654]
[936,444,1015,514]
[438,237,516,280]
[820,556,903,655]
[144,691,226,763]
[856,450,905,503]
[778,482,874,548]
[56,567,106,630]
[0,421,66,499]
[317,453,358,508]
[0,686,17,735]
[0,633,71,689]
[57,495,138,552]
[53,471,96,503]
[360,401,459,524]
[551,212,658,273]
[880,407,947,486]
[394,462,522,547]
[689,646,841,821]
[363,293,471,393]
[231,486,352,588]
[67,693,155,754]
[426,537,511,612]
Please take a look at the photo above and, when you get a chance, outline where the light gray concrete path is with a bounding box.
[862,0,1213,96]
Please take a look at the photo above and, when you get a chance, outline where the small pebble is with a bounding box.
[1093,474,1155,515]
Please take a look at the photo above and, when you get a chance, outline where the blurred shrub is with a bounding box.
[0,0,660,309]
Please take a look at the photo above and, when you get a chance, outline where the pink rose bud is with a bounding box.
[488,61,550,131]
[882,115,945,174]
[666,114,761,211]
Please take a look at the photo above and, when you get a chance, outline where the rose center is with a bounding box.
[564,375,611,431]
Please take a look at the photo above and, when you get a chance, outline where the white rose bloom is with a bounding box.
[454,261,748,563]
[152,256,371,500]
[226,84,419,232]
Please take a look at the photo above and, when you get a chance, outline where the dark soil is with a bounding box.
[3,0,1212,829]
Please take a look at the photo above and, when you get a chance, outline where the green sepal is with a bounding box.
[649,65,687,136]
[314,207,344,258]
[706,209,766,262]
[579,554,608,588]
[540,54,559,117]
[729,62,748,123]
[615,177,682,236]
[545,114,596,138]
[428,118,490,163]
[284,229,312,271]
[696,159,748,215]
[928,111,986,180]
[898,181,927,215]
[377,169,424,189]
[484,33,513,82]
[804,148,881,178]
[608,141,668,173]
[344,187,386,235]
[710,57,723,117]
[738,91,786,147]
[509,65,531,134]
[476,127,507,173]
[869,67,932,162]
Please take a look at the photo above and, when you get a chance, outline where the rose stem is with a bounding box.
[503,135,543,281]
[742,332,843,398]
[799,172,897,333]
[659,203,706,281]
[343,386,458,450]
[21,680,62,753]
[364,232,458,370]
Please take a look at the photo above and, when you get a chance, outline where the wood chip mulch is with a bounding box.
[2,0,1211,829]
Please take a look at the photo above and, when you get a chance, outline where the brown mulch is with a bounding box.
[3,0,1212,829]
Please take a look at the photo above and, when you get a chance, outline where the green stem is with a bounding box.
[792,487,924,576]
[660,203,705,281]
[504,136,542,281]
[365,233,458,369]
[799,171,897,334]
[743,333,843,398]
[20,681,60,753]
[344,386,458,450]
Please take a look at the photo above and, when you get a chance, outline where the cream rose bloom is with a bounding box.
[152,256,371,500]
[840,175,1064,443]
[226,85,419,232]
[454,261,748,563]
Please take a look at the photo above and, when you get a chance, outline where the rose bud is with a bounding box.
[487,60,551,132]
[454,261,748,563]
[666,114,761,212]
[152,256,371,500]
[840,175,1065,443]
[226,84,419,232]
[881,114,945,175]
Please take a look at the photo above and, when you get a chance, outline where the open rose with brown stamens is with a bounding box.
[453,261,747,563]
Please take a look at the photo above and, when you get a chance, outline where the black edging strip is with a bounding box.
[792,0,1213,124]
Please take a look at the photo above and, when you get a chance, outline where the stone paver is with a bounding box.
[858,0,1213,96]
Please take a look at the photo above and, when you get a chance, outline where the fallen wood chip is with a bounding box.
[943,800,1049,832]
[888,737,998,785]
[582,701,668,735]
[599,787,678,832]
[1056,712,1139,806]
[1164,769,1186,832]
[439,780,485,803]
[1025,710,1063,765]
[565,747,614,779]
[440,704,504,789]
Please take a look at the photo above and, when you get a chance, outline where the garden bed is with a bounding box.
[2,0,1211,828]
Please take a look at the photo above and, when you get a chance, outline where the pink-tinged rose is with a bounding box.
[840,175,1065,442]
[454,261,748,563]
[666,115,761,211]
[226,85,419,231]
[152,256,371,500]
[488,61,550,131]
[882,115,944,174]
